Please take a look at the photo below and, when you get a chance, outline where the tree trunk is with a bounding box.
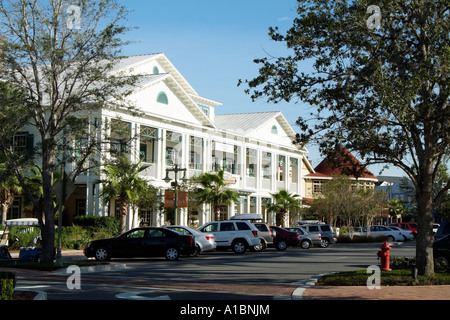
[39,148,57,263]
[119,197,128,234]
[415,175,435,276]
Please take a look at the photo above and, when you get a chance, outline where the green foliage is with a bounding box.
[241,0,450,276]
[7,226,40,249]
[192,170,240,220]
[316,269,450,286]
[73,216,120,235]
[266,190,301,226]
[0,272,16,300]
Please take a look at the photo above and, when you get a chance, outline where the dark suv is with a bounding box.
[435,219,450,241]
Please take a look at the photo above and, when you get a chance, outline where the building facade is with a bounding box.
[8,53,313,230]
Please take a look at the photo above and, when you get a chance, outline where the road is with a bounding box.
[16,241,416,301]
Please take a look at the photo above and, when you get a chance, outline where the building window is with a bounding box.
[110,119,131,157]
[289,158,298,183]
[166,131,182,165]
[211,141,239,174]
[153,66,159,75]
[246,148,257,177]
[157,92,168,104]
[262,152,272,179]
[271,125,278,134]
[278,155,286,181]
[12,132,34,154]
[313,180,325,193]
[140,126,157,163]
[190,136,203,170]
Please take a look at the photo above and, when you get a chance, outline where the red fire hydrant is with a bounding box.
[377,242,392,271]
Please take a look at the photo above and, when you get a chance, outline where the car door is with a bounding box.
[114,228,147,257]
[218,222,237,246]
[143,228,169,256]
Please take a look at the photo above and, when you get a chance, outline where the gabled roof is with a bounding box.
[306,148,377,181]
[110,53,220,128]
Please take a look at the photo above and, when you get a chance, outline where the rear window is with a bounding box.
[255,224,268,232]
[236,222,251,230]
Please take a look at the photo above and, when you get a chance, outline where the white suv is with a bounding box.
[198,220,260,254]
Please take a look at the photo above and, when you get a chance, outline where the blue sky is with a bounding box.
[119,0,405,177]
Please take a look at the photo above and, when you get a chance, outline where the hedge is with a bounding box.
[0,272,16,300]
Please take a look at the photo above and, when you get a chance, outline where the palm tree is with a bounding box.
[193,170,240,221]
[267,190,301,227]
[98,156,152,234]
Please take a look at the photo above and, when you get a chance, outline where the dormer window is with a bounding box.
[157,92,168,105]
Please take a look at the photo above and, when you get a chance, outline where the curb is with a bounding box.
[291,273,331,300]
[14,289,47,300]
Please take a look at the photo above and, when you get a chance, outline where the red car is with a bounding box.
[389,223,417,238]
[270,226,300,250]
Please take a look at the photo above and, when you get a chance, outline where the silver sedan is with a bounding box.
[165,225,216,255]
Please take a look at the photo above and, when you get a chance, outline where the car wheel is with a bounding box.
[276,240,287,250]
[232,240,247,254]
[190,244,201,257]
[435,256,449,273]
[388,236,395,242]
[321,238,330,248]
[165,247,180,261]
[252,239,266,252]
[301,240,311,249]
[95,248,110,261]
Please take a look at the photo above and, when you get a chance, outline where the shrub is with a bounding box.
[337,235,389,243]
[8,226,41,249]
[60,226,92,250]
[73,216,119,235]
[0,272,16,300]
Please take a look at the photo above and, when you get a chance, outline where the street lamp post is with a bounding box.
[163,164,188,225]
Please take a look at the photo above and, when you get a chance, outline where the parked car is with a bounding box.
[252,223,274,251]
[285,227,322,249]
[230,214,273,251]
[389,222,417,238]
[300,224,337,248]
[433,234,450,273]
[165,225,216,255]
[435,219,450,241]
[198,220,260,254]
[347,225,404,242]
[388,226,414,241]
[84,227,196,261]
[269,226,300,250]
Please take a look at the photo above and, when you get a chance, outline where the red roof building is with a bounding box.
[303,148,378,199]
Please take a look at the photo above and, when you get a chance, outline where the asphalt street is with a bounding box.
[15,241,417,301]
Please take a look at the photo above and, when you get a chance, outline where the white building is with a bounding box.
[9,53,313,229]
